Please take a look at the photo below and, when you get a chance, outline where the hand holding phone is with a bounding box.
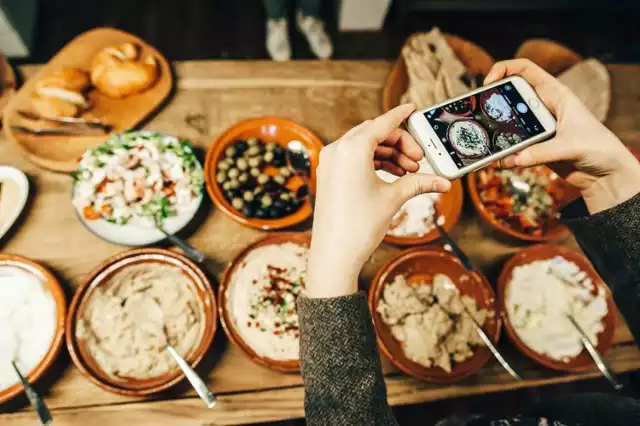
[407,75,557,180]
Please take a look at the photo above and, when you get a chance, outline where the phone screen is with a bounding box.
[424,82,546,169]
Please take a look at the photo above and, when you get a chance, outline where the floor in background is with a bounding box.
[24,0,640,63]
[19,0,640,425]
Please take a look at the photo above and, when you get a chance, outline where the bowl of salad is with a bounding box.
[467,164,579,242]
[72,131,204,246]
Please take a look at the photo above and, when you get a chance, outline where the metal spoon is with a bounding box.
[286,140,315,209]
[567,315,623,390]
[154,217,206,264]
[11,362,53,425]
[433,206,523,381]
[167,345,217,408]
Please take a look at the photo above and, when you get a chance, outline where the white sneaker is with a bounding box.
[266,18,291,61]
[296,12,333,60]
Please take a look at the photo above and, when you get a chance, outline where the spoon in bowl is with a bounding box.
[10,361,53,425]
[286,140,315,209]
[154,216,206,264]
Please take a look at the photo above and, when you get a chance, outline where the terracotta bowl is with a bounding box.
[66,248,217,396]
[0,254,67,405]
[383,178,464,246]
[467,165,580,242]
[498,245,616,372]
[219,232,310,373]
[205,117,324,231]
[515,39,582,76]
[369,247,501,383]
[382,33,495,112]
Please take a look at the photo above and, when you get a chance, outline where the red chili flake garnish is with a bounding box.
[256,322,260,327]
[252,279,257,285]
[274,322,280,328]
[295,333,299,338]
[247,322,252,328]
[288,309,294,314]
[273,330,280,336]
[274,295,282,305]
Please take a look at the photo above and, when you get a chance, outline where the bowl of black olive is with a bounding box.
[204,117,324,230]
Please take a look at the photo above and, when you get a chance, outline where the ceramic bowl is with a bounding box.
[383,179,464,246]
[66,248,216,395]
[497,244,616,372]
[0,166,29,242]
[369,247,501,382]
[467,164,579,242]
[0,254,67,404]
[205,117,324,230]
[72,131,204,246]
[219,232,310,373]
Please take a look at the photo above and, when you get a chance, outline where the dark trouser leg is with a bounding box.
[264,0,287,19]
[297,0,321,18]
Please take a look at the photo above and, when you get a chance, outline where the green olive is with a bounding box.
[236,158,248,171]
[280,192,291,201]
[247,145,261,156]
[216,171,226,184]
[257,174,269,185]
[227,168,239,179]
[273,175,286,185]
[222,181,232,191]
[248,156,262,168]
[247,137,259,146]
[264,151,275,163]
[218,161,231,171]
[231,198,244,210]
[243,191,255,202]
[261,194,273,207]
[225,146,237,158]
[228,179,240,189]
[266,142,277,152]
[250,167,260,177]
[279,167,291,178]
[238,173,249,183]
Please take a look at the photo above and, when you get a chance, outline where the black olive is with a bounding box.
[263,180,282,193]
[268,206,283,218]
[284,203,294,214]
[234,140,248,153]
[296,185,309,199]
[272,155,286,168]
[273,199,287,210]
[224,189,236,200]
[255,208,267,219]
[273,145,285,156]
[241,205,255,218]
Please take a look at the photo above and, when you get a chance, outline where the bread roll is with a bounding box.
[31,94,80,118]
[90,44,159,98]
[36,67,90,93]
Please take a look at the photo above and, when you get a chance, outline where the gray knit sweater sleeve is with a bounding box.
[565,193,640,344]
[298,293,398,426]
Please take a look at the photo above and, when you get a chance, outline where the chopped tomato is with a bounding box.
[83,205,101,220]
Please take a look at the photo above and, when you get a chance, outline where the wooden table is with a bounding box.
[1,60,639,425]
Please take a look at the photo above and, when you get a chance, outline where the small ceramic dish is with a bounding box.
[369,247,500,383]
[498,245,616,372]
[204,117,323,230]
[0,166,29,242]
[467,164,579,242]
[0,254,67,405]
[66,248,216,395]
[72,131,204,246]
[383,178,464,246]
[219,232,310,373]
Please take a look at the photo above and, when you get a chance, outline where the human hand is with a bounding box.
[306,104,451,299]
[484,59,640,214]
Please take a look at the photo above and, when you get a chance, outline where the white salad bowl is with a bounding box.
[0,166,29,242]
[72,131,204,246]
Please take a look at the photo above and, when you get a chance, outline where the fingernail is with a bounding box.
[432,179,452,192]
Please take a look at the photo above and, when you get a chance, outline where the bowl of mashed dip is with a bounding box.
[0,254,66,404]
[219,233,309,372]
[66,248,216,395]
[498,245,616,372]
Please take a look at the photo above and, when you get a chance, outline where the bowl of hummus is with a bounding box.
[447,120,490,159]
[219,233,309,372]
[498,245,616,372]
[66,248,216,395]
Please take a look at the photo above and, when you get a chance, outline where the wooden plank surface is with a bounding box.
[1,60,639,425]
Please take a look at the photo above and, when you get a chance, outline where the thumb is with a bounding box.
[390,173,451,204]
[510,138,578,168]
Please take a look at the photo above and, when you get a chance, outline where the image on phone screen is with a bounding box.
[424,82,546,168]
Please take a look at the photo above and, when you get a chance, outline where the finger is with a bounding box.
[498,155,517,169]
[483,59,565,115]
[343,120,372,139]
[364,103,416,148]
[374,146,420,172]
[374,160,406,177]
[510,138,579,168]
[390,173,452,203]
[380,128,425,162]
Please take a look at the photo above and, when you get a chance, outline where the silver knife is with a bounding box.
[11,362,53,425]
[11,125,105,136]
[567,315,623,390]
[17,110,112,132]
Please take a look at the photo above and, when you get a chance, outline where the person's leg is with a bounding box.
[295,0,333,59]
[264,0,291,61]
[264,0,287,19]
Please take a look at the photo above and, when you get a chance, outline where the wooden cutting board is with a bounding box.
[3,27,173,173]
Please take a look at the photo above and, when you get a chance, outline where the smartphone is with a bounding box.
[407,76,557,180]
